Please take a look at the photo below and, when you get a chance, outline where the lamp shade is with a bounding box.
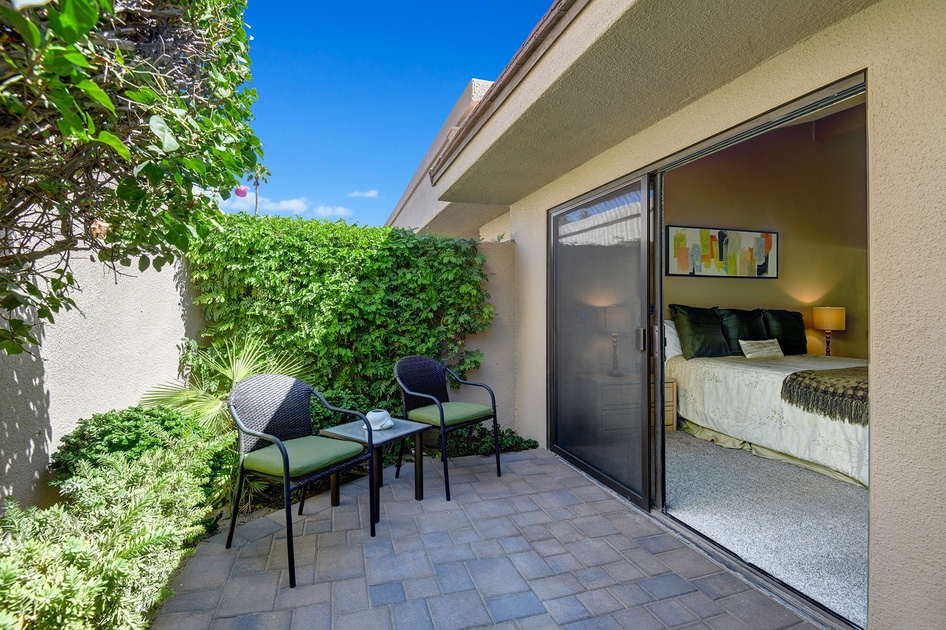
[602,305,632,334]
[812,306,846,331]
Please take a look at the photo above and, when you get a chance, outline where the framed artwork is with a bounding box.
[665,225,778,278]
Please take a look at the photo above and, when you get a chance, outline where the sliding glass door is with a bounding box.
[549,178,650,506]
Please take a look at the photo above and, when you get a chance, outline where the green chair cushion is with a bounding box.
[243,435,364,477]
[408,402,493,427]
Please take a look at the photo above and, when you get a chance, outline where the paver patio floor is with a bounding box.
[153,449,818,629]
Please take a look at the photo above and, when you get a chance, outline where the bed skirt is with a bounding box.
[680,419,867,488]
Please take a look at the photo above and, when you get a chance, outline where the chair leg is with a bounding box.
[394,438,406,479]
[298,484,307,516]
[330,473,340,506]
[441,429,451,502]
[284,476,296,588]
[492,415,502,478]
[368,451,377,536]
[226,466,245,549]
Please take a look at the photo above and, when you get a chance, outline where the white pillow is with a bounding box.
[738,338,784,359]
[664,319,683,360]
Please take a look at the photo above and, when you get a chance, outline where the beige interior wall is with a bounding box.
[500,1,944,626]
[0,259,199,507]
[663,109,869,359]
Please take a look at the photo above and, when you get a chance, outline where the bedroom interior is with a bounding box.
[660,96,869,627]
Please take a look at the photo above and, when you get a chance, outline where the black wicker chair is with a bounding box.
[225,374,376,588]
[394,355,500,501]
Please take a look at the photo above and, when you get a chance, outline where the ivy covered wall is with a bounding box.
[187,214,495,413]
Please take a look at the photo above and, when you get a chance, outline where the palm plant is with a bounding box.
[141,336,312,433]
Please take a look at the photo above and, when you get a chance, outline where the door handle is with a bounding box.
[636,327,647,352]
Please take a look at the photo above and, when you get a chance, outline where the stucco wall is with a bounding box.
[0,258,198,507]
[450,242,518,433]
[496,1,944,626]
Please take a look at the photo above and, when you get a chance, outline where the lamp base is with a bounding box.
[824,330,832,356]
[609,333,623,377]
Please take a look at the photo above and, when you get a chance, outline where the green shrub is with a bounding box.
[444,426,539,458]
[0,433,222,629]
[49,405,233,509]
[186,215,495,415]
[49,406,200,480]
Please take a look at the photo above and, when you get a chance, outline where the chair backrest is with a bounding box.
[229,374,315,453]
[394,356,450,413]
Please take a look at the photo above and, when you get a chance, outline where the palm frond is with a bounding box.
[141,336,313,434]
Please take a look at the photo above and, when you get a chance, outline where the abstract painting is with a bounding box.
[666,225,778,278]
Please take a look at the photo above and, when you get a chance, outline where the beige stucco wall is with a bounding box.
[492,1,943,626]
[0,258,198,507]
[479,213,511,243]
[450,242,518,432]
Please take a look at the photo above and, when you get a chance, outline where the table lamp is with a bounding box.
[602,305,632,376]
[812,306,845,356]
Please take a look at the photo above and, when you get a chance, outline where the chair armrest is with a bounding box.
[395,378,443,405]
[395,377,446,426]
[229,408,294,478]
[311,389,374,449]
[445,367,497,409]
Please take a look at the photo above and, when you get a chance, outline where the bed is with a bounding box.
[666,355,869,485]
[664,306,869,486]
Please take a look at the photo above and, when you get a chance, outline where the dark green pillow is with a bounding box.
[669,304,730,359]
[761,309,808,355]
[716,308,767,356]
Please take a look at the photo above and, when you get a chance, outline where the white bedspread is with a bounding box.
[666,354,869,485]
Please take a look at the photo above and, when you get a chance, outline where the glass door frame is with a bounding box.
[547,174,654,509]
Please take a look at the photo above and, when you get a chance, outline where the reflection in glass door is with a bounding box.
[549,179,649,505]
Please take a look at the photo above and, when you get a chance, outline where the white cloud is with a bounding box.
[219,194,352,218]
[311,205,353,217]
[347,189,379,199]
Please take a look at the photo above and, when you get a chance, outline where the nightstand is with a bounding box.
[651,377,677,432]
[576,374,642,438]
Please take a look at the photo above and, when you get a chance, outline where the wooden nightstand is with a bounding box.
[651,377,677,433]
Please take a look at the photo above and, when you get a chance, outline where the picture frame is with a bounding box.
[665,225,778,278]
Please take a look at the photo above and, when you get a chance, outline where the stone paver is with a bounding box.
[154,450,817,629]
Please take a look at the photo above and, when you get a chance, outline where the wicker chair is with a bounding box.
[225,374,376,588]
[394,355,500,501]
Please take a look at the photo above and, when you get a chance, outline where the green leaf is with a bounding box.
[76,79,114,113]
[138,255,150,272]
[93,131,129,160]
[149,115,180,153]
[48,0,98,45]
[0,7,42,48]
[124,88,157,105]
[116,178,147,201]
[62,49,90,67]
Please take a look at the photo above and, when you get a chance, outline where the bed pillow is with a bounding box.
[716,308,767,356]
[761,309,808,355]
[738,339,785,359]
[669,304,730,359]
[664,319,683,360]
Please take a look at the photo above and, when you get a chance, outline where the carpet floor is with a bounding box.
[665,429,868,628]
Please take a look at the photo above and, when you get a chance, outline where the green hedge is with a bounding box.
[186,214,495,412]
[0,432,223,629]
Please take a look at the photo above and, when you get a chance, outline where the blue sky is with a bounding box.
[219,2,552,226]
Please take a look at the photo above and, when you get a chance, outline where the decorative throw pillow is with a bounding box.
[761,309,808,355]
[664,319,683,360]
[716,308,767,356]
[669,304,730,359]
[738,338,785,359]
